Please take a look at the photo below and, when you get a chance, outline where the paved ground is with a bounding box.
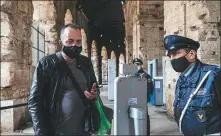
[1,85,180,135]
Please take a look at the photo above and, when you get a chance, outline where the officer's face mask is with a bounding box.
[170,53,190,72]
[62,45,82,59]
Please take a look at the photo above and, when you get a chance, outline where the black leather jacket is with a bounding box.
[28,52,99,136]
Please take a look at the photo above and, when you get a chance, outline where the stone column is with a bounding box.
[32,1,59,55]
[133,1,164,72]
[125,36,133,64]
[101,47,108,84]
[81,29,88,57]
[1,1,33,132]
[91,41,99,80]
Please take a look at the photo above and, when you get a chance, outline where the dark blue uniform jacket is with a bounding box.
[174,60,221,135]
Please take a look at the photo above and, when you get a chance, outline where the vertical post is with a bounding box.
[162,56,166,108]
[129,107,147,135]
[148,59,158,79]
[147,60,152,77]
[44,31,45,56]
[152,59,158,78]
[37,25,39,61]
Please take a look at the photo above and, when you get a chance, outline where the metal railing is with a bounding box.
[0,103,28,110]
[31,25,46,66]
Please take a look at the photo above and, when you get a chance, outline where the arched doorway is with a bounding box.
[101,46,108,84]
[81,29,88,57]
[119,54,125,65]
[91,40,99,80]
[119,54,125,74]
[64,9,73,24]
[111,50,116,59]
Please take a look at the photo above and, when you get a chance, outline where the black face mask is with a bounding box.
[62,45,82,59]
[170,54,190,72]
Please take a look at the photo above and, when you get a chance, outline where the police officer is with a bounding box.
[133,58,154,136]
[164,35,221,135]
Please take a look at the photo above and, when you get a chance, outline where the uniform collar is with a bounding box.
[183,62,196,77]
[182,59,201,79]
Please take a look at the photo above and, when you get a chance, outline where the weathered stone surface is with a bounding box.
[1,48,17,62]
[1,12,12,37]
[1,62,15,88]
[125,1,164,72]
[81,29,88,57]
[1,1,18,14]
[1,98,29,132]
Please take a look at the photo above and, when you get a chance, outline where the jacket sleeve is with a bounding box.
[214,70,221,104]
[28,59,50,135]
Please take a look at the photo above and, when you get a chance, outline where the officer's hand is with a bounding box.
[84,83,97,100]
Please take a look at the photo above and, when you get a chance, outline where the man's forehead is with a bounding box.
[64,27,82,39]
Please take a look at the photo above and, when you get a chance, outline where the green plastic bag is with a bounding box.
[95,98,112,135]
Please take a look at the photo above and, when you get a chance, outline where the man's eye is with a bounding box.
[67,41,74,44]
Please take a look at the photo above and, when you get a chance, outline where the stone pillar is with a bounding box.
[101,47,108,84]
[164,1,220,116]
[125,36,133,64]
[118,54,125,73]
[91,41,99,80]
[81,29,88,57]
[133,1,164,72]
[64,9,73,24]
[32,1,60,55]
[1,1,33,132]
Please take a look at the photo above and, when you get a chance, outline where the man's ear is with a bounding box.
[59,40,63,47]
[189,50,197,60]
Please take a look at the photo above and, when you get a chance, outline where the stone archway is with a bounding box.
[119,54,125,65]
[111,50,116,59]
[101,46,108,84]
[91,41,99,80]
[81,29,88,57]
[118,53,125,75]
[32,1,60,54]
[64,9,73,24]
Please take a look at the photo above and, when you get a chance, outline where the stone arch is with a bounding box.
[119,54,125,65]
[81,29,88,57]
[111,50,116,59]
[101,46,108,84]
[118,54,125,75]
[91,40,99,80]
[32,1,61,54]
[64,9,73,24]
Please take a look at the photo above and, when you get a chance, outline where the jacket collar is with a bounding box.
[178,59,202,86]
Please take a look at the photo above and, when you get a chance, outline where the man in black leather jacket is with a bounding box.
[28,23,99,135]
[133,58,153,136]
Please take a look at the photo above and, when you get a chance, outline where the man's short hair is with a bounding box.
[60,23,82,40]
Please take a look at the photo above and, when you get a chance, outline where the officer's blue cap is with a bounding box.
[133,58,143,65]
[164,35,200,56]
